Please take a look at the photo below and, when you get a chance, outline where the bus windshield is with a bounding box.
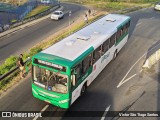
[33,66,68,94]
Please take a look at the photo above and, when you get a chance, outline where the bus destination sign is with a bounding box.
[38,60,63,69]
[35,59,66,72]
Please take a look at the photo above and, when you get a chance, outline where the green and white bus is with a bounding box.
[31,14,131,109]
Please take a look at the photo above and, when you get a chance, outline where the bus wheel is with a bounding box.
[81,84,87,96]
[113,50,117,60]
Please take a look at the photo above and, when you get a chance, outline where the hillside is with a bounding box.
[0,0,28,5]
[62,0,158,3]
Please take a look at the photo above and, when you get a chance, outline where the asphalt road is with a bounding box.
[0,2,87,64]
[0,6,160,120]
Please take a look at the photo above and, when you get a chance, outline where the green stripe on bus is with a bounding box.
[71,47,94,67]
[32,53,73,67]
[115,32,128,46]
[32,47,94,70]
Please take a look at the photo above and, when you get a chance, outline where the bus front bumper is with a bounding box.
[32,88,70,109]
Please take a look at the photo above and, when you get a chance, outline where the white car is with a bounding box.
[154,3,160,10]
[51,11,64,20]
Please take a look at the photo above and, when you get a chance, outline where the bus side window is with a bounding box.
[122,26,127,36]
[100,45,104,56]
[128,21,130,27]
[74,63,82,82]
[109,34,116,48]
[123,21,130,35]
[116,30,121,43]
[126,21,130,31]
[123,24,127,34]
[93,47,101,63]
[82,54,92,73]
[121,28,123,36]
[103,39,109,53]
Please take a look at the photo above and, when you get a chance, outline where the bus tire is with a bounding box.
[81,83,87,96]
[113,50,118,60]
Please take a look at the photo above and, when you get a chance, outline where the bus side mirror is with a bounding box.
[72,75,76,86]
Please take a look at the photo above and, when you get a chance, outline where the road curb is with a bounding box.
[0,6,64,39]
[143,43,160,69]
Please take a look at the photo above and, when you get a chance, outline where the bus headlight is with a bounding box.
[59,99,69,104]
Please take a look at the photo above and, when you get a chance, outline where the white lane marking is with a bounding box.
[101,105,111,120]
[136,22,142,26]
[64,10,69,14]
[117,74,137,88]
[33,104,49,120]
[117,54,144,88]
[117,39,160,88]
[64,9,73,14]
[40,104,49,112]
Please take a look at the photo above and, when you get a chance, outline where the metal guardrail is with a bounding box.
[0,6,149,81]
[0,58,31,81]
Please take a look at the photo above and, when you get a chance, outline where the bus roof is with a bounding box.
[37,14,130,67]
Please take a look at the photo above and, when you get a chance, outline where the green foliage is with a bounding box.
[0,56,18,76]
[0,72,18,90]
[29,47,43,57]
[25,6,51,19]
[10,19,17,23]
[104,2,127,10]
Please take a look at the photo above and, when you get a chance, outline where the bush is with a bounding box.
[29,47,43,57]
[0,56,18,76]
[10,19,17,24]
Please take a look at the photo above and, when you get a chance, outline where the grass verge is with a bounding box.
[61,0,154,12]
[25,5,51,19]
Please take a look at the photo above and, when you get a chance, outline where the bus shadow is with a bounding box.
[62,90,113,120]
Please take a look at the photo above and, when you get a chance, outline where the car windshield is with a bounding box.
[33,66,68,94]
[54,12,60,15]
